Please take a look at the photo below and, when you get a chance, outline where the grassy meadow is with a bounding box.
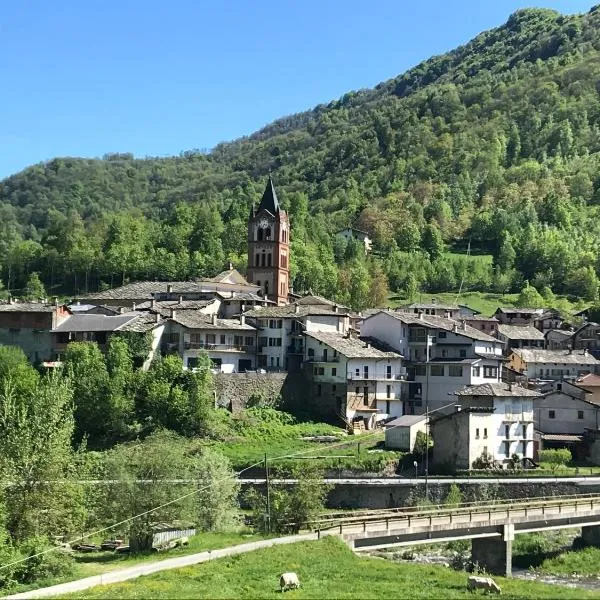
[67,537,599,599]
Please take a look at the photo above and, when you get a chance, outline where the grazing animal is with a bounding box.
[467,575,501,594]
[279,572,300,592]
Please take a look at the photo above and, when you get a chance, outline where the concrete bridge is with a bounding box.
[312,493,600,576]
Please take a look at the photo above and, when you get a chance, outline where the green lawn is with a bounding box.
[536,546,600,577]
[69,537,599,599]
[8,532,268,595]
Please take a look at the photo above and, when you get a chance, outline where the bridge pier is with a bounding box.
[471,524,514,577]
[582,525,600,547]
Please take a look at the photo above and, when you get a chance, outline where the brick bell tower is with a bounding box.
[247,176,290,305]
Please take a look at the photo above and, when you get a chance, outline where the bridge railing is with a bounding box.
[300,493,600,533]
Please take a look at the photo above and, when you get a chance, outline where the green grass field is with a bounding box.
[537,546,600,577]
[69,537,599,599]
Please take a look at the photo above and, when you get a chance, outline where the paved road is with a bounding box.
[3,533,323,599]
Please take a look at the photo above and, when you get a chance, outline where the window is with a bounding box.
[522,425,527,438]
[386,400,391,414]
[504,441,510,456]
[505,425,510,439]
[355,386,360,395]
[355,368,360,377]
[317,384,322,397]
[386,385,391,399]
[363,366,369,379]
[483,428,488,439]
[318,367,324,375]
[245,336,254,346]
[220,334,226,345]
[472,366,481,378]
[430,365,444,377]
[267,254,272,267]
[483,366,498,379]
[441,349,447,358]
[459,349,467,358]
[409,328,427,343]
[386,365,392,379]
[332,367,337,377]
[415,365,426,376]
[332,385,336,393]
[475,428,480,439]
[255,255,259,266]
[438,331,447,339]
[449,366,463,377]
[363,387,369,406]
[578,410,584,420]
[549,410,556,419]
[206,334,216,344]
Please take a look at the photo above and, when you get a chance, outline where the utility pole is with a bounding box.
[264,453,271,533]
[425,334,431,502]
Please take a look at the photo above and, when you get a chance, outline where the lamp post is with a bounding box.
[413,460,418,479]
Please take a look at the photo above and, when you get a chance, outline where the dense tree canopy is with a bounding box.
[2,7,600,305]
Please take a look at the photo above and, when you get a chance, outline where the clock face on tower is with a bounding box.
[258,218,269,229]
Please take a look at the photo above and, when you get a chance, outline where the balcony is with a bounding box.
[287,345,304,355]
[184,342,252,352]
[347,372,407,381]
[306,355,340,363]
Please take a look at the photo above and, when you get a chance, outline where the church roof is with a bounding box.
[257,175,280,215]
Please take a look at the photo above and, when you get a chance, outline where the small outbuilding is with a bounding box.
[385,415,428,451]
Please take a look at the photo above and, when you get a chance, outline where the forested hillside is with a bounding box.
[2,6,600,309]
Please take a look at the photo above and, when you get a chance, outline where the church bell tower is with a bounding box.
[247,176,290,305]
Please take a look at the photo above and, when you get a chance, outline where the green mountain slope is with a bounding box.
[1,6,600,308]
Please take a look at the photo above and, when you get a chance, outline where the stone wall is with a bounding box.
[215,372,308,412]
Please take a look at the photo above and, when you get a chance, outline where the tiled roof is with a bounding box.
[577,373,600,387]
[541,433,583,442]
[455,382,541,397]
[376,311,499,343]
[51,313,139,332]
[512,348,600,365]
[172,312,255,331]
[0,302,59,313]
[305,331,402,359]
[497,324,545,340]
[80,281,205,300]
[243,304,349,318]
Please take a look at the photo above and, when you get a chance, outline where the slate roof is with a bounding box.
[495,307,545,315]
[119,313,164,332]
[455,382,541,397]
[204,269,251,285]
[257,175,280,214]
[0,302,59,313]
[385,415,427,428]
[512,348,600,365]
[295,293,348,309]
[376,310,499,343]
[80,281,204,300]
[51,313,140,332]
[305,331,402,359]
[171,312,256,331]
[465,315,498,322]
[134,299,216,316]
[400,302,460,311]
[497,324,545,340]
[544,329,573,339]
[243,304,349,318]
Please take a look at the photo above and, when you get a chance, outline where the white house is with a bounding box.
[431,383,540,471]
[336,228,372,253]
[509,348,600,382]
[303,331,405,430]
[163,311,257,373]
[385,415,428,451]
[244,297,350,371]
[360,311,505,414]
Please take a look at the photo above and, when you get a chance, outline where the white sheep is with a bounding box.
[467,575,501,594]
[279,572,300,592]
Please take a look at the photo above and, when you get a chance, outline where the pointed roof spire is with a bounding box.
[257,174,280,215]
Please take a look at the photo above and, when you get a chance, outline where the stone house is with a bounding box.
[508,348,600,382]
[431,383,539,471]
[496,324,545,354]
[303,330,405,429]
[360,311,505,415]
[463,315,498,336]
[572,322,600,356]
[0,301,71,363]
[545,329,573,350]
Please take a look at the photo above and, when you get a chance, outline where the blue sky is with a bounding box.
[0,0,595,179]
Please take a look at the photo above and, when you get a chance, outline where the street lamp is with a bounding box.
[413,460,418,479]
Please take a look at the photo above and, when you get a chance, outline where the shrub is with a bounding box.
[472,451,494,470]
[539,448,572,471]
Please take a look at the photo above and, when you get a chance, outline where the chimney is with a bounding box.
[8,295,13,305]
[151,298,156,308]
[240,314,246,326]
[170,308,176,319]
[167,284,173,293]
[132,302,136,311]
[212,313,218,325]
[584,348,589,356]
[444,311,451,319]
[155,312,160,323]
[508,381,513,392]
[179,295,183,304]
[453,323,458,333]
[462,320,467,330]
[418,311,424,320]
[229,262,233,270]
[364,342,371,349]
[333,304,339,313]
[295,304,300,314]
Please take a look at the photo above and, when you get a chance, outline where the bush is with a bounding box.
[472,451,494,470]
[13,537,73,584]
[539,448,572,471]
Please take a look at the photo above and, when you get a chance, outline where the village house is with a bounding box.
[243,296,350,372]
[545,328,573,350]
[509,348,600,383]
[336,227,373,254]
[0,300,71,363]
[575,373,600,404]
[303,330,405,430]
[463,314,499,336]
[535,380,600,438]
[360,311,505,415]
[496,324,545,353]
[162,312,257,373]
[431,383,539,471]
[493,307,562,333]
[572,322,600,356]
[397,302,478,319]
